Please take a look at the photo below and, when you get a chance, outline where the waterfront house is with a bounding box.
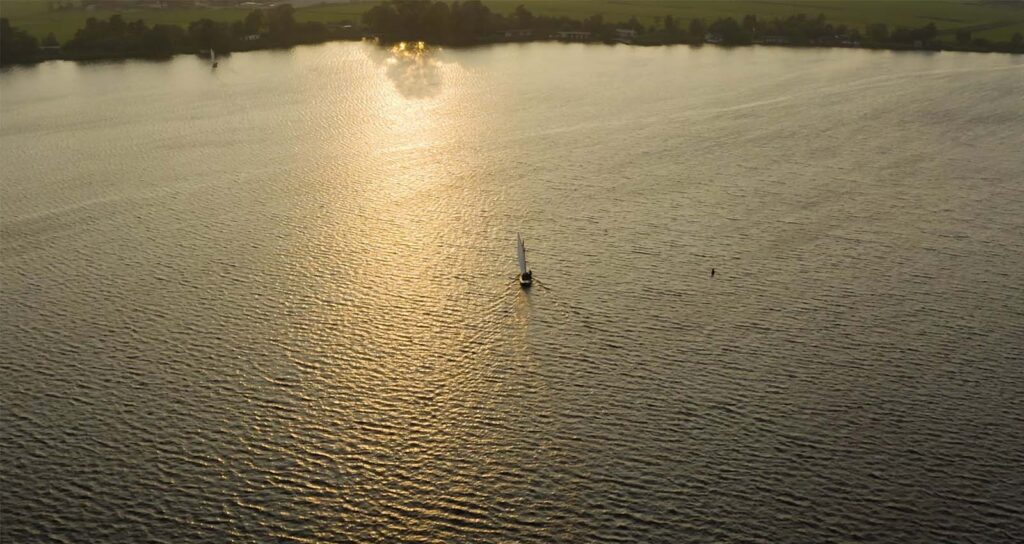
[504,29,533,40]
[552,31,591,41]
[615,28,638,43]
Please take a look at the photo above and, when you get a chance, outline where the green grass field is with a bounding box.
[2,3,252,41]
[4,1,1023,43]
[294,2,373,27]
[490,1,1024,41]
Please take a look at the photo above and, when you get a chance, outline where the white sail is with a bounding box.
[516,233,528,275]
[210,49,215,62]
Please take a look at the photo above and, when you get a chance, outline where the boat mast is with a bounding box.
[517,233,528,275]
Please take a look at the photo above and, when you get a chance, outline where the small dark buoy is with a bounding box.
[711,268,715,278]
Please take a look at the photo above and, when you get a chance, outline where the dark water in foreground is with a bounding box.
[2,42,1023,542]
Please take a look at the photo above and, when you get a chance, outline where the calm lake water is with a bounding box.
[2,42,1023,542]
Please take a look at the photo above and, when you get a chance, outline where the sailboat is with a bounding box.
[210,49,218,68]
[516,233,533,287]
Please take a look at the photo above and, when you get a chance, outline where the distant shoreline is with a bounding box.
[6,35,1021,69]
[3,1,1022,67]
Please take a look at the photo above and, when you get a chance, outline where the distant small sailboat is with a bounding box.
[516,233,532,287]
[210,49,218,68]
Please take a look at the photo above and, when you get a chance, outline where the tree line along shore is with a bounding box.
[3,0,1023,66]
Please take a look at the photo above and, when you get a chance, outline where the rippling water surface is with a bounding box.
[2,42,1023,542]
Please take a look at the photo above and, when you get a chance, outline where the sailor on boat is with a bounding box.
[516,233,533,287]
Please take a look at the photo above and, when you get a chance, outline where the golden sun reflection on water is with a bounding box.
[323,41,520,382]
[389,41,428,56]
[377,41,458,103]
